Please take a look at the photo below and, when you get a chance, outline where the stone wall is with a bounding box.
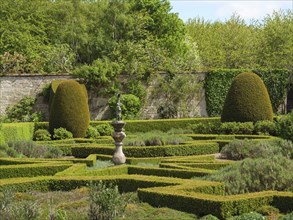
[0,74,208,120]
[0,75,72,118]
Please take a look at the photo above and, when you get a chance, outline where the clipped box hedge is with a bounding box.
[90,118,220,133]
[0,162,72,179]
[128,165,214,178]
[2,122,34,143]
[0,174,292,219]
[138,186,293,219]
[71,142,219,158]
[159,161,232,170]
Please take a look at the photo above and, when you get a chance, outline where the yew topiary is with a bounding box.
[221,72,273,123]
[49,80,90,138]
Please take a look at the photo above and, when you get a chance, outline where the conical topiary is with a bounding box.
[49,80,90,138]
[221,72,273,123]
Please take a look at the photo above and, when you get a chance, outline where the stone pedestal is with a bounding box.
[111,121,126,165]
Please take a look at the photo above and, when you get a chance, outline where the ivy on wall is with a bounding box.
[254,69,291,112]
[204,69,246,116]
[204,69,291,116]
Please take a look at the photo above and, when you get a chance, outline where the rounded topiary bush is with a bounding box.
[221,72,273,123]
[49,80,90,138]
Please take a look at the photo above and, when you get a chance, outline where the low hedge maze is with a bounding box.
[0,131,292,219]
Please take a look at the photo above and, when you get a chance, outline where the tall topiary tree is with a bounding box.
[221,72,273,122]
[49,80,90,138]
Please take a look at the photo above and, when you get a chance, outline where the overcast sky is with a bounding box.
[169,0,292,23]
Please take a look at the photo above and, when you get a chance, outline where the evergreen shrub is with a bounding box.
[108,94,141,119]
[254,120,276,135]
[49,80,90,138]
[34,129,51,141]
[53,128,73,140]
[95,124,113,136]
[276,111,293,141]
[221,72,273,122]
[204,69,290,116]
[219,122,254,134]
[5,96,43,122]
[86,126,100,139]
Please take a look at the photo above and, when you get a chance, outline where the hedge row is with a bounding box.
[1,174,291,219]
[90,118,220,133]
[36,118,220,134]
[0,154,96,167]
[0,162,72,179]
[71,142,219,158]
[128,166,214,178]
[138,187,293,219]
[55,163,129,177]
[159,162,232,170]
[38,137,113,145]
[2,122,34,143]
[186,134,272,140]
[161,154,216,163]
[0,175,180,193]
[51,157,216,179]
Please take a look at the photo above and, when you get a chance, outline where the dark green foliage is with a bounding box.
[206,156,293,194]
[49,80,66,112]
[125,80,147,102]
[128,166,212,179]
[157,103,178,119]
[219,122,254,134]
[49,80,90,138]
[276,111,293,141]
[254,120,276,135]
[53,128,73,140]
[221,72,273,122]
[95,124,113,136]
[34,129,51,141]
[49,80,87,112]
[189,121,221,134]
[123,118,220,133]
[4,96,43,122]
[204,69,243,116]
[73,58,120,93]
[86,126,100,139]
[108,94,141,120]
[71,143,219,158]
[254,69,291,112]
